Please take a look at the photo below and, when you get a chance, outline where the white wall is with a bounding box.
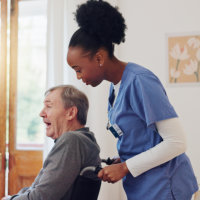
[64,0,126,199]
[117,0,200,185]
[46,1,125,199]
[47,1,199,199]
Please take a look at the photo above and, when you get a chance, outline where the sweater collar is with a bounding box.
[54,127,89,143]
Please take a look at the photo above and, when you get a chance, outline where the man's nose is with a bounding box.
[39,108,46,117]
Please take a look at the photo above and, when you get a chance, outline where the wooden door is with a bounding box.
[0,0,46,197]
[0,0,7,197]
[8,0,44,195]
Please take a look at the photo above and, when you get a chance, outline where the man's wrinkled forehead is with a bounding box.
[44,98,53,104]
[43,89,61,104]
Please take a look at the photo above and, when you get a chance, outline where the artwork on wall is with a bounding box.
[167,32,200,84]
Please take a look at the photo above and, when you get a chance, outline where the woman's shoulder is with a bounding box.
[120,63,163,94]
[121,62,156,84]
[124,62,154,76]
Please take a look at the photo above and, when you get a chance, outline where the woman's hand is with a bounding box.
[112,157,121,164]
[98,162,129,183]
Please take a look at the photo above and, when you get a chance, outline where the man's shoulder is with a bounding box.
[49,132,83,156]
[57,130,90,144]
[58,131,80,143]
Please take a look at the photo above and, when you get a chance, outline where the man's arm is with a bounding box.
[1,195,12,200]
[10,133,83,200]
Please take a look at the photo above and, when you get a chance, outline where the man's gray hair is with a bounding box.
[45,85,89,125]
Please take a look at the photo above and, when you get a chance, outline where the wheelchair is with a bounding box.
[69,158,115,200]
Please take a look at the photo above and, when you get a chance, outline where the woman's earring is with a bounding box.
[99,63,102,67]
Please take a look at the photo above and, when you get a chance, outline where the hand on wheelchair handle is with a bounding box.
[95,166,103,174]
[97,162,129,183]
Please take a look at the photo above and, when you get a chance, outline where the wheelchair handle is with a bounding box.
[101,157,115,165]
[80,166,102,176]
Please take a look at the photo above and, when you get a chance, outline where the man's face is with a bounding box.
[40,89,68,139]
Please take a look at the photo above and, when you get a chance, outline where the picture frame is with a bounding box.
[166,32,200,85]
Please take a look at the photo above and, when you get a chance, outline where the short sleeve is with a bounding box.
[129,73,177,126]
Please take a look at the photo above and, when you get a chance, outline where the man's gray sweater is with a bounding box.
[10,127,101,200]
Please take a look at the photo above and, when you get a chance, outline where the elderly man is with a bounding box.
[3,85,101,200]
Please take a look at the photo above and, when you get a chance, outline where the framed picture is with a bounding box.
[167,32,200,84]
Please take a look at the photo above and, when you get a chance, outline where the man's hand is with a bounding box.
[98,162,129,183]
[1,195,11,200]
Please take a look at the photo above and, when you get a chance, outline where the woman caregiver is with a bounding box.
[66,0,198,199]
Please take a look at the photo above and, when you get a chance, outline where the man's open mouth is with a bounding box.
[44,121,51,128]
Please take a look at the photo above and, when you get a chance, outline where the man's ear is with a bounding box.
[66,106,78,121]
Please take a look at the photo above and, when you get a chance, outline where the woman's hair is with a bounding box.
[69,0,127,58]
[45,85,89,125]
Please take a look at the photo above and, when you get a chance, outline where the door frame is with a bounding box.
[8,0,18,193]
[8,0,43,195]
[0,0,7,198]
[0,0,44,196]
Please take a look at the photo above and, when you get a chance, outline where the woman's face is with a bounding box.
[67,47,105,87]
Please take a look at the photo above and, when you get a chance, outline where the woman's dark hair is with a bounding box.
[69,0,127,58]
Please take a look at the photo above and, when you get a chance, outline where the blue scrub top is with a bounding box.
[108,63,198,200]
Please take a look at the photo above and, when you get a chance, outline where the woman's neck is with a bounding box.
[104,57,127,85]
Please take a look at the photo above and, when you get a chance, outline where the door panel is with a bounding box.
[0,0,7,197]
[9,151,42,193]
